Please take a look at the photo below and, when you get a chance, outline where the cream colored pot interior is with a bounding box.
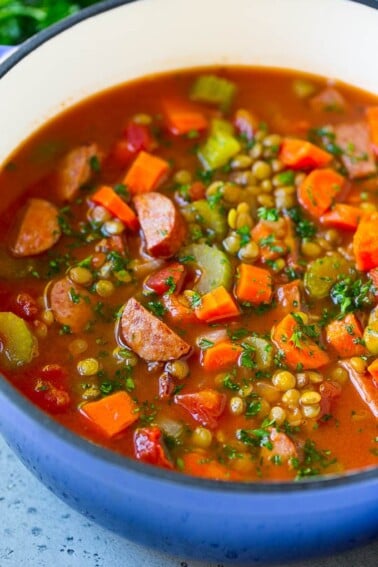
[0,0,377,165]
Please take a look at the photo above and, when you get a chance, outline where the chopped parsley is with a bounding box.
[257,207,280,222]
[331,277,373,315]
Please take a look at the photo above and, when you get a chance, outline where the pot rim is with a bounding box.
[0,0,377,495]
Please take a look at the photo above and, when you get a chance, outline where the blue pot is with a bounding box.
[0,1,377,564]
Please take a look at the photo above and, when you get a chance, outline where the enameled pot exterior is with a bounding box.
[0,0,377,564]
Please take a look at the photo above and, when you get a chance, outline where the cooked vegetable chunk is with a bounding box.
[0,312,37,369]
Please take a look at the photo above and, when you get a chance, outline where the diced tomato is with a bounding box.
[144,262,186,295]
[111,122,156,165]
[34,379,70,413]
[133,426,173,469]
[158,372,175,400]
[318,380,342,420]
[174,389,226,429]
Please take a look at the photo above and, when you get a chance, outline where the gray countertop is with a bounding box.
[1,435,377,567]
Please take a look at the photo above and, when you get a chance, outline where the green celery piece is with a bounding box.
[304,253,351,299]
[243,336,273,370]
[210,118,235,136]
[198,130,241,170]
[0,312,37,369]
[180,243,233,294]
[190,75,236,111]
[184,199,227,240]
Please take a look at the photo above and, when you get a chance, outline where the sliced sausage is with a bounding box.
[9,198,61,257]
[50,277,93,333]
[133,192,186,257]
[120,297,190,361]
[333,122,376,179]
[55,143,100,201]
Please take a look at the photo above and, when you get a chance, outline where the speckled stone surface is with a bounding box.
[1,435,377,567]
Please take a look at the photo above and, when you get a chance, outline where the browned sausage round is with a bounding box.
[133,192,186,257]
[9,198,61,257]
[55,144,100,201]
[50,277,93,333]
[120,297,191,361]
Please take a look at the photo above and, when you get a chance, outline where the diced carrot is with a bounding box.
[366,106,378,155]
[297,168,345,218]
[342,361,378,418]
[174,389,226,429]
[367,359,378,387]
[353,212,378,271]
[164,100,208,135]
[188,181,206,201]
[326,314,366,358]
[235,264,273,305]
[182,452,241,481]
[271,313,330,370]
[194,285,240,323]
[81,391,138,438]
[91,185,138,231]
[124,150,169,194]
[201,340,242,372]
[144,262,186,295]
[320,203,363,231]
[279,138,332,170]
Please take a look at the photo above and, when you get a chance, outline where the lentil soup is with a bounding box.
[0,67,377,482]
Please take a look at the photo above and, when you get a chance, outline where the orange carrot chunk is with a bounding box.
[202,340,243,372]
[124,150,169,194]
[271,313,330,370]
[367,359,378,385]
[194,285,240,323]
[320,203,363,231]
[182,452,241,481]
[353,212,378,271]
[81,391,138,438]
[366,106,378,154]
[164,100,208,135]
[91,185,139,230]
[326,313,366,358]
[235,263,273,305]
[279,138,332,170]
[297,168,345,218]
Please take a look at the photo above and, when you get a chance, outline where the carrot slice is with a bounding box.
[366,106,378,154]
[124,150,169,194]
[297,168,344,218]
[251,221,287,262]
[81,391,138,438]
[279,138,332,170]
[320,203,363,231]
[201,340,242,372]
[235,264,273,305]
[91,185,138,230]
[164,100,208,135]
[182,452,241,481]
[353,212,378,271]
[271,313,330,370]
[326,314,366,358]
[194,285,240,323]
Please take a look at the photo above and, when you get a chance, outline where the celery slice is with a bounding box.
[243,336,273,370]
[304,253,351,299]
[190,75,236,111]
[0,312,37,369]
[184,199,227,240]
[210,118,235,137]
[180,243,233,294]
[198,130,241,171]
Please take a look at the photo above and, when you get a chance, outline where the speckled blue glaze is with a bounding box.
[0,1,378,564]
[0,378,377,565]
